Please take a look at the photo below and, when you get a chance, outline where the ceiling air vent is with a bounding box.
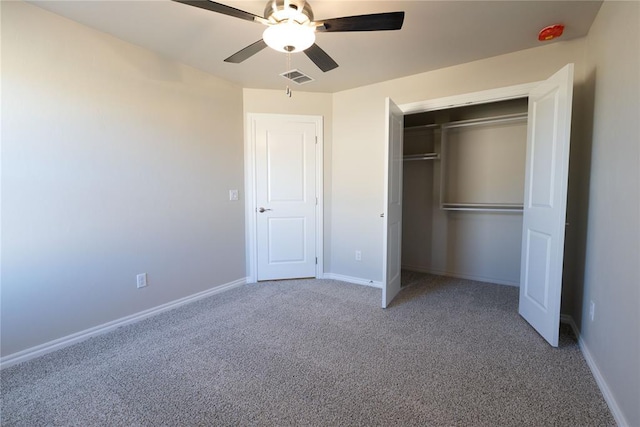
[280,69,314,85]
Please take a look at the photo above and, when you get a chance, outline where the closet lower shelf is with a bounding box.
[441,203,524,212]
[403,153,440,161]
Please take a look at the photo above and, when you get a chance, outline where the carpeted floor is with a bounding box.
[1,273,615,426]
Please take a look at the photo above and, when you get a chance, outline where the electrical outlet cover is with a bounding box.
[137,273,147,289]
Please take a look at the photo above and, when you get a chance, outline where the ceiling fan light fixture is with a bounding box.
[173,0,405,72]
[263,22,316,53]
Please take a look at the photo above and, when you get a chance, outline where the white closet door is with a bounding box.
[519,64,574,347]
[382,98,404,308]
[255,116,318,281]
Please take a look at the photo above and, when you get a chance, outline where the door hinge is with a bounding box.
[316,197,318,205]
[315,136,318,144]
[315,257,318,264]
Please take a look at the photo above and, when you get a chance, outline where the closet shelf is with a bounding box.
[442,113,527,130]
[403,153,440,161]
[405,124,440,131]
[441,203,523,212]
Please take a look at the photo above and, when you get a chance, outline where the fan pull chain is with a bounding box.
[286,51,292,98]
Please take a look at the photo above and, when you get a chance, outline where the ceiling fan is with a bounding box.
[172,0,405,72]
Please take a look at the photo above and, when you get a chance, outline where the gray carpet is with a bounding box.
[1,274,615,426]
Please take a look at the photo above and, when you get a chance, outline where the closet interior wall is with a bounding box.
[402,98,528,286]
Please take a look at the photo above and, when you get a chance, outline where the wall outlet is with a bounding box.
[355,250,362,261]
[589,300,595,322]
[229,189,239,201]
[137,273,148,289]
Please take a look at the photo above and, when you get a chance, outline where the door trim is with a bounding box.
[244,113,324,283]
[391,83,542,295]
[399,82,540,114]
[394,77,572,339]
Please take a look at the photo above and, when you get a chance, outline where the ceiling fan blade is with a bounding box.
[172,0,261,23]
[224,40,268,63]
[304,43,338,72]
[317,11,404,32]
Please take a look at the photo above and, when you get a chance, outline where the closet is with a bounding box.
[401,98,529,287]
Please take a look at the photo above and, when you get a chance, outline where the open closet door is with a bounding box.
[382,98,404,308]
[519,64,574,347]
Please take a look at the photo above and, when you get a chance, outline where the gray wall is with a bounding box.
[1,2,246,356]
[576,2,640,425]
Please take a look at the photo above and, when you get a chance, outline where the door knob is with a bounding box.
[258,207,272,213]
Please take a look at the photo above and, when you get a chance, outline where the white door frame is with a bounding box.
[399,82,540,115]
[396,80,579,329]
[387,84,540,306]
[244,113,324,283]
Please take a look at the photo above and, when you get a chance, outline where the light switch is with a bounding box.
[229,189,239,201]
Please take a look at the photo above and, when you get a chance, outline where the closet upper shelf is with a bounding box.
[404,123,439,131]
[404,123,439,160]
[442,113,527,130]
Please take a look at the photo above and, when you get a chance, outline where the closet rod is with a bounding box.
[442,113,527,130]
[441,202,524,212]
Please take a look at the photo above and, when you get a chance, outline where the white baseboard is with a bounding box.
[0,277,247,370]
[401,265,520,287]
[560,314,628,427]
[322,273,382,289]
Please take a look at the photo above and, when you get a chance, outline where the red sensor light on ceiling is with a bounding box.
[538,24,565,41]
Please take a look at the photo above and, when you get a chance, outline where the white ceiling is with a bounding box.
[30,0,603,93]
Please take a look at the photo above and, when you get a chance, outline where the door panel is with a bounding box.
[267,217,306,263]
[266,133,305,202]
[523,230,552,309]
[255,117,318,281]
[382,98,404,308]
[529,92,558,207]
[519,64,574,347]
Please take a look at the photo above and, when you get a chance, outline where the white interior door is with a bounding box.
[382,98,404,308]
[519,64,574,347]
[254,116,319,281]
